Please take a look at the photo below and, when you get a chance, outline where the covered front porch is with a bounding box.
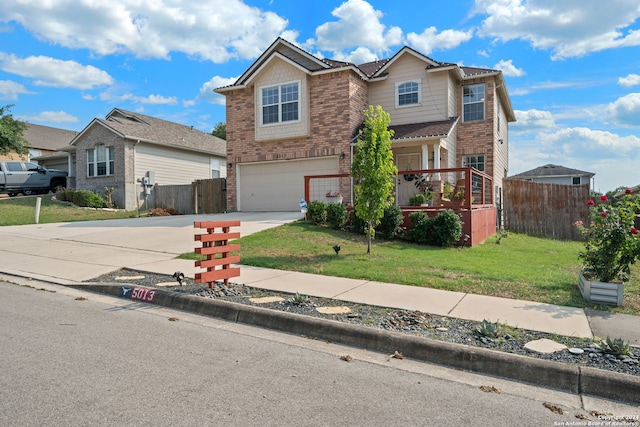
[304,167,497,247]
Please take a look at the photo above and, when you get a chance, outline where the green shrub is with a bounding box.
[407,211,432,244]
[430,209,463,247]
[307,200,327,225]
[73,190,105,208]
[55,188,67,201]
[326,202,348,230]
[407,209,463,247]
[408,193,427,206]
[64,189,75,203]
[378,205,404,239]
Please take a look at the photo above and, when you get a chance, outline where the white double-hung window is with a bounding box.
[261,81,300,125]
[87,144,114,177]
[396,80,421,107]
[463,83,485,122]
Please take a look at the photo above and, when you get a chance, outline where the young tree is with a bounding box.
[211,122,226,140]
[0,104,28,156]
[351,105,398,254]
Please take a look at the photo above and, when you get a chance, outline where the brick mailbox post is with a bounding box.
[194,220,241,288]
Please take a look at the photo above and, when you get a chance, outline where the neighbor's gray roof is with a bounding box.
[72,108,226,157]
[23,123,78,151]
[510,164,595,179]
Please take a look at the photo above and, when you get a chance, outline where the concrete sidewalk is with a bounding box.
[1,211,639,346]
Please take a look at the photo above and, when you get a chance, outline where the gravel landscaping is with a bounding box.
[89,268,639,377]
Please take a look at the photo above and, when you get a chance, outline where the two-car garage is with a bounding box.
[237,157,338,211]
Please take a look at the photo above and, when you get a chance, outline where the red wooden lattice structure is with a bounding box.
[194,220,241,288]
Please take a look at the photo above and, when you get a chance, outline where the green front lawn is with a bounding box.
[0,195,141,225]
[228,220,640,315]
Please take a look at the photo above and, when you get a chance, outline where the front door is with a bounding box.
[396,154,421,206]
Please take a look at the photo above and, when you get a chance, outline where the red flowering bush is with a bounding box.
[574,191,640,282]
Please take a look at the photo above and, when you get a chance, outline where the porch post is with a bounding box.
[421,144,429,170]
[433,144,441,180]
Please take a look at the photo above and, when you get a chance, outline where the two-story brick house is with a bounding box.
[216,38,515,212]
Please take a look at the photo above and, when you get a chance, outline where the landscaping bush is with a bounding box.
[307,200,327,225]
[64,189,75,203]
[73,190,105,208]
[55,188,68,201]
[326,202,348,230]
[407,211,432,244]
[378,205,404,239]
[407,209,463,247]
[429,209,463,247]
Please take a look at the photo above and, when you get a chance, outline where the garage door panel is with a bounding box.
[239,158,337,211]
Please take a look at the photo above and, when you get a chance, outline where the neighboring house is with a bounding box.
[0,123,77,170]
[61,108,226,210]
[215,37,516,212]
[509,164,594,188]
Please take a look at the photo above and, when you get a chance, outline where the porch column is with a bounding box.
[421,144,429,170]
[433,144,441,179]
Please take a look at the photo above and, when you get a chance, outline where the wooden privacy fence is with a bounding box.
[502,179,590,240]
[154,178,226,214]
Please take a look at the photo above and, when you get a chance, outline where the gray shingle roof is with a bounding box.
[88,108,226,157]
[510,164,595,178]
[23,123,78,151]
[390,117,459,140]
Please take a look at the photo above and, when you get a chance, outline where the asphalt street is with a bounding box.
[3,280,638,426]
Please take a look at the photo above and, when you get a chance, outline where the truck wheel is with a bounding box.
[50,179,65,193]
[8,192,17,197]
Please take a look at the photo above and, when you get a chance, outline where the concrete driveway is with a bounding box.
[0,212,302,283]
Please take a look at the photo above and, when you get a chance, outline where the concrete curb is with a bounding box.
[71,283,640,405]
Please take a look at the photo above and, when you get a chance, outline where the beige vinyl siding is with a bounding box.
[447,74,457,117]
[493,98,509,189]
[134,143,211,185]
[369,54,449,126]
[254,57,310,141]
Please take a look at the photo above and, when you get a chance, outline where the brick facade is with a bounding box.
[225,70,367,211]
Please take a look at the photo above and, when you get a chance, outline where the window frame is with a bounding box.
[462,154,485,172]
[87,144,115,177]
[259,80,301,126]
[395,80,422,108]
[463,83,485,122]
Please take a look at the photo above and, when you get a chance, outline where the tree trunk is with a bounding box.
[367,221,372,254]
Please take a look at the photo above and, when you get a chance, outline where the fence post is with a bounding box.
[194,220,241,288]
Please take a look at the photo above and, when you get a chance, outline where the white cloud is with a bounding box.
[312,0,402,61]
[607,93,640,127]
[538,127,640,157]
[0,53,113,89]
[618,73,640,87]
[0,0,290,63]
[475,0,640,59]
[120,93,178,105]
[406,27,473,55]
[18,110,78,123]
[0,80,34,100]
[512,109,555,131]
[196,76,238,105]
[493,59,525,77]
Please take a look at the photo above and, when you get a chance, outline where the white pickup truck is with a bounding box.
[0,161,68,196]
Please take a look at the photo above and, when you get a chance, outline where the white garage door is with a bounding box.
[239,158,338,211]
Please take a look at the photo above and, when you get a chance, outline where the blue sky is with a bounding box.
[1,0,639,192]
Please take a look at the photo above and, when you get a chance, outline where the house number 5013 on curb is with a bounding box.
[120,286,156,302]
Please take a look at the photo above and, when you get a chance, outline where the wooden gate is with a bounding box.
[194,178,226,214]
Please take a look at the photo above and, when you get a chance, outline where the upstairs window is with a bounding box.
[87,144,114,177]
[396,81,421,107]
[463,83,485,122]
[261,81,300,125]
